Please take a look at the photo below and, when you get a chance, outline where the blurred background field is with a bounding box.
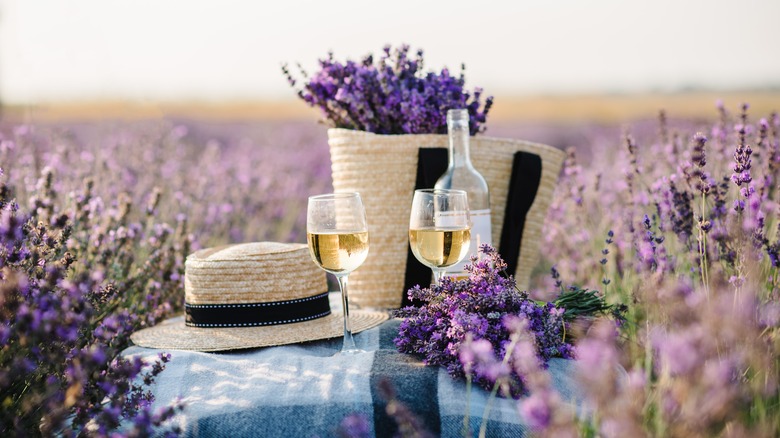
[3,89,778,251]
[5,89,779,161]
[6,91,780,124]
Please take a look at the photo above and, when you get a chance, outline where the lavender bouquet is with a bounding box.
[394,245,578,397]
[283,44,493,135]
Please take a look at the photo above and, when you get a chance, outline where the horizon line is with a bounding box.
[3,90,779,124]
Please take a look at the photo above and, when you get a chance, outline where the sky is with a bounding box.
[1,0,779,104]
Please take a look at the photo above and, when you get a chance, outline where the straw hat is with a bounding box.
[130,242,388,352]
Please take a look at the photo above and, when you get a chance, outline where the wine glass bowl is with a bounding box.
[307,231,369,274]
[408,189,471,284]
[306,192,369,355]
[409,228,471,268]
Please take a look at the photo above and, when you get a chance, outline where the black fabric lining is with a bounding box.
[498,152,543,277]
[402,148,449,307]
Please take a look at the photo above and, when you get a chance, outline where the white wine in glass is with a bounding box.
[306,193,369,355]
[307,231,369,273]
[409,189,471,284]
[409,228,471,269]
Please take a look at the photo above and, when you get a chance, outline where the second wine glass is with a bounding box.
[408,188,471,285]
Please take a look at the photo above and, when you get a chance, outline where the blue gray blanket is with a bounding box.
[123,319,582,437]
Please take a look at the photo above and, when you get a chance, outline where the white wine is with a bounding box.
[435,108,492,275]
[409,228,471,269]
[307,231,369,274]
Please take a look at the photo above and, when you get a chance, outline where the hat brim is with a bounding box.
[130,309,389,352]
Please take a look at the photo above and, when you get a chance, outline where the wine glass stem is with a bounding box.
[432,268,444,285]
[336,273,359,353]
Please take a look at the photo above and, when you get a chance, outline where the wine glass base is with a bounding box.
[335,348,367,356]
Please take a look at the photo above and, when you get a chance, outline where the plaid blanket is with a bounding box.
[123,319,582,437]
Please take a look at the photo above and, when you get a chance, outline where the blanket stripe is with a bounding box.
[370,319,441,437]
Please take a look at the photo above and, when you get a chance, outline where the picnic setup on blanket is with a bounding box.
[126,236,588,438]
[127,46,620,437]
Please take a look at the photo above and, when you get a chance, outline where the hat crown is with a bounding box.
[189,242,306,261]
[184,242,327,305]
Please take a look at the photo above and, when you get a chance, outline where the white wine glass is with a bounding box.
[306,192,369,355]
[409,188,471,285]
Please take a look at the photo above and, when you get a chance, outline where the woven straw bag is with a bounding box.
[328,128,565,309]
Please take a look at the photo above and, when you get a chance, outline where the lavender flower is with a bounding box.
[518,390,554,430]
[506,316,577,436]
[668,182,694,243]
[731,104,753,191]
[690,132,713,197]
[691,132,707,168]
[376,379,435,438]
[636,214,669,272]
[337,413,372,438]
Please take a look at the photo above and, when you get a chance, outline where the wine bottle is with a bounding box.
[434,108,492,277]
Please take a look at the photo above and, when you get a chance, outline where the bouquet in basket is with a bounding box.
[283,44,493,135]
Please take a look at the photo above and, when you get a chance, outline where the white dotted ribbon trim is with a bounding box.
[185,310,332,328]
[185,292,330,309]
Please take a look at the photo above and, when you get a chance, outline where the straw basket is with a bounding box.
[328,128,565,309]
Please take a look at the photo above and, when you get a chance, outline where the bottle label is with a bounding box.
[443,209,492,278]
[433,210,467,228]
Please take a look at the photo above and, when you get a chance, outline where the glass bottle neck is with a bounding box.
[448,122,472,168]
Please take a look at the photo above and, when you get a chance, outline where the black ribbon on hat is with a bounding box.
[401,148,543,307]
[184,291,332,327]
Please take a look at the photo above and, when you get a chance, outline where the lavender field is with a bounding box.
[1,101,779,436]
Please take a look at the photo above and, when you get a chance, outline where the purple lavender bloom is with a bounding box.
[337,413,372,438]
[652,328,704,376]
[518,390,553,430]
[692,132,708,167]
[731,105,754,191]
[462,336,511,382]
[667,183,694,242]
[758,302,780,328]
